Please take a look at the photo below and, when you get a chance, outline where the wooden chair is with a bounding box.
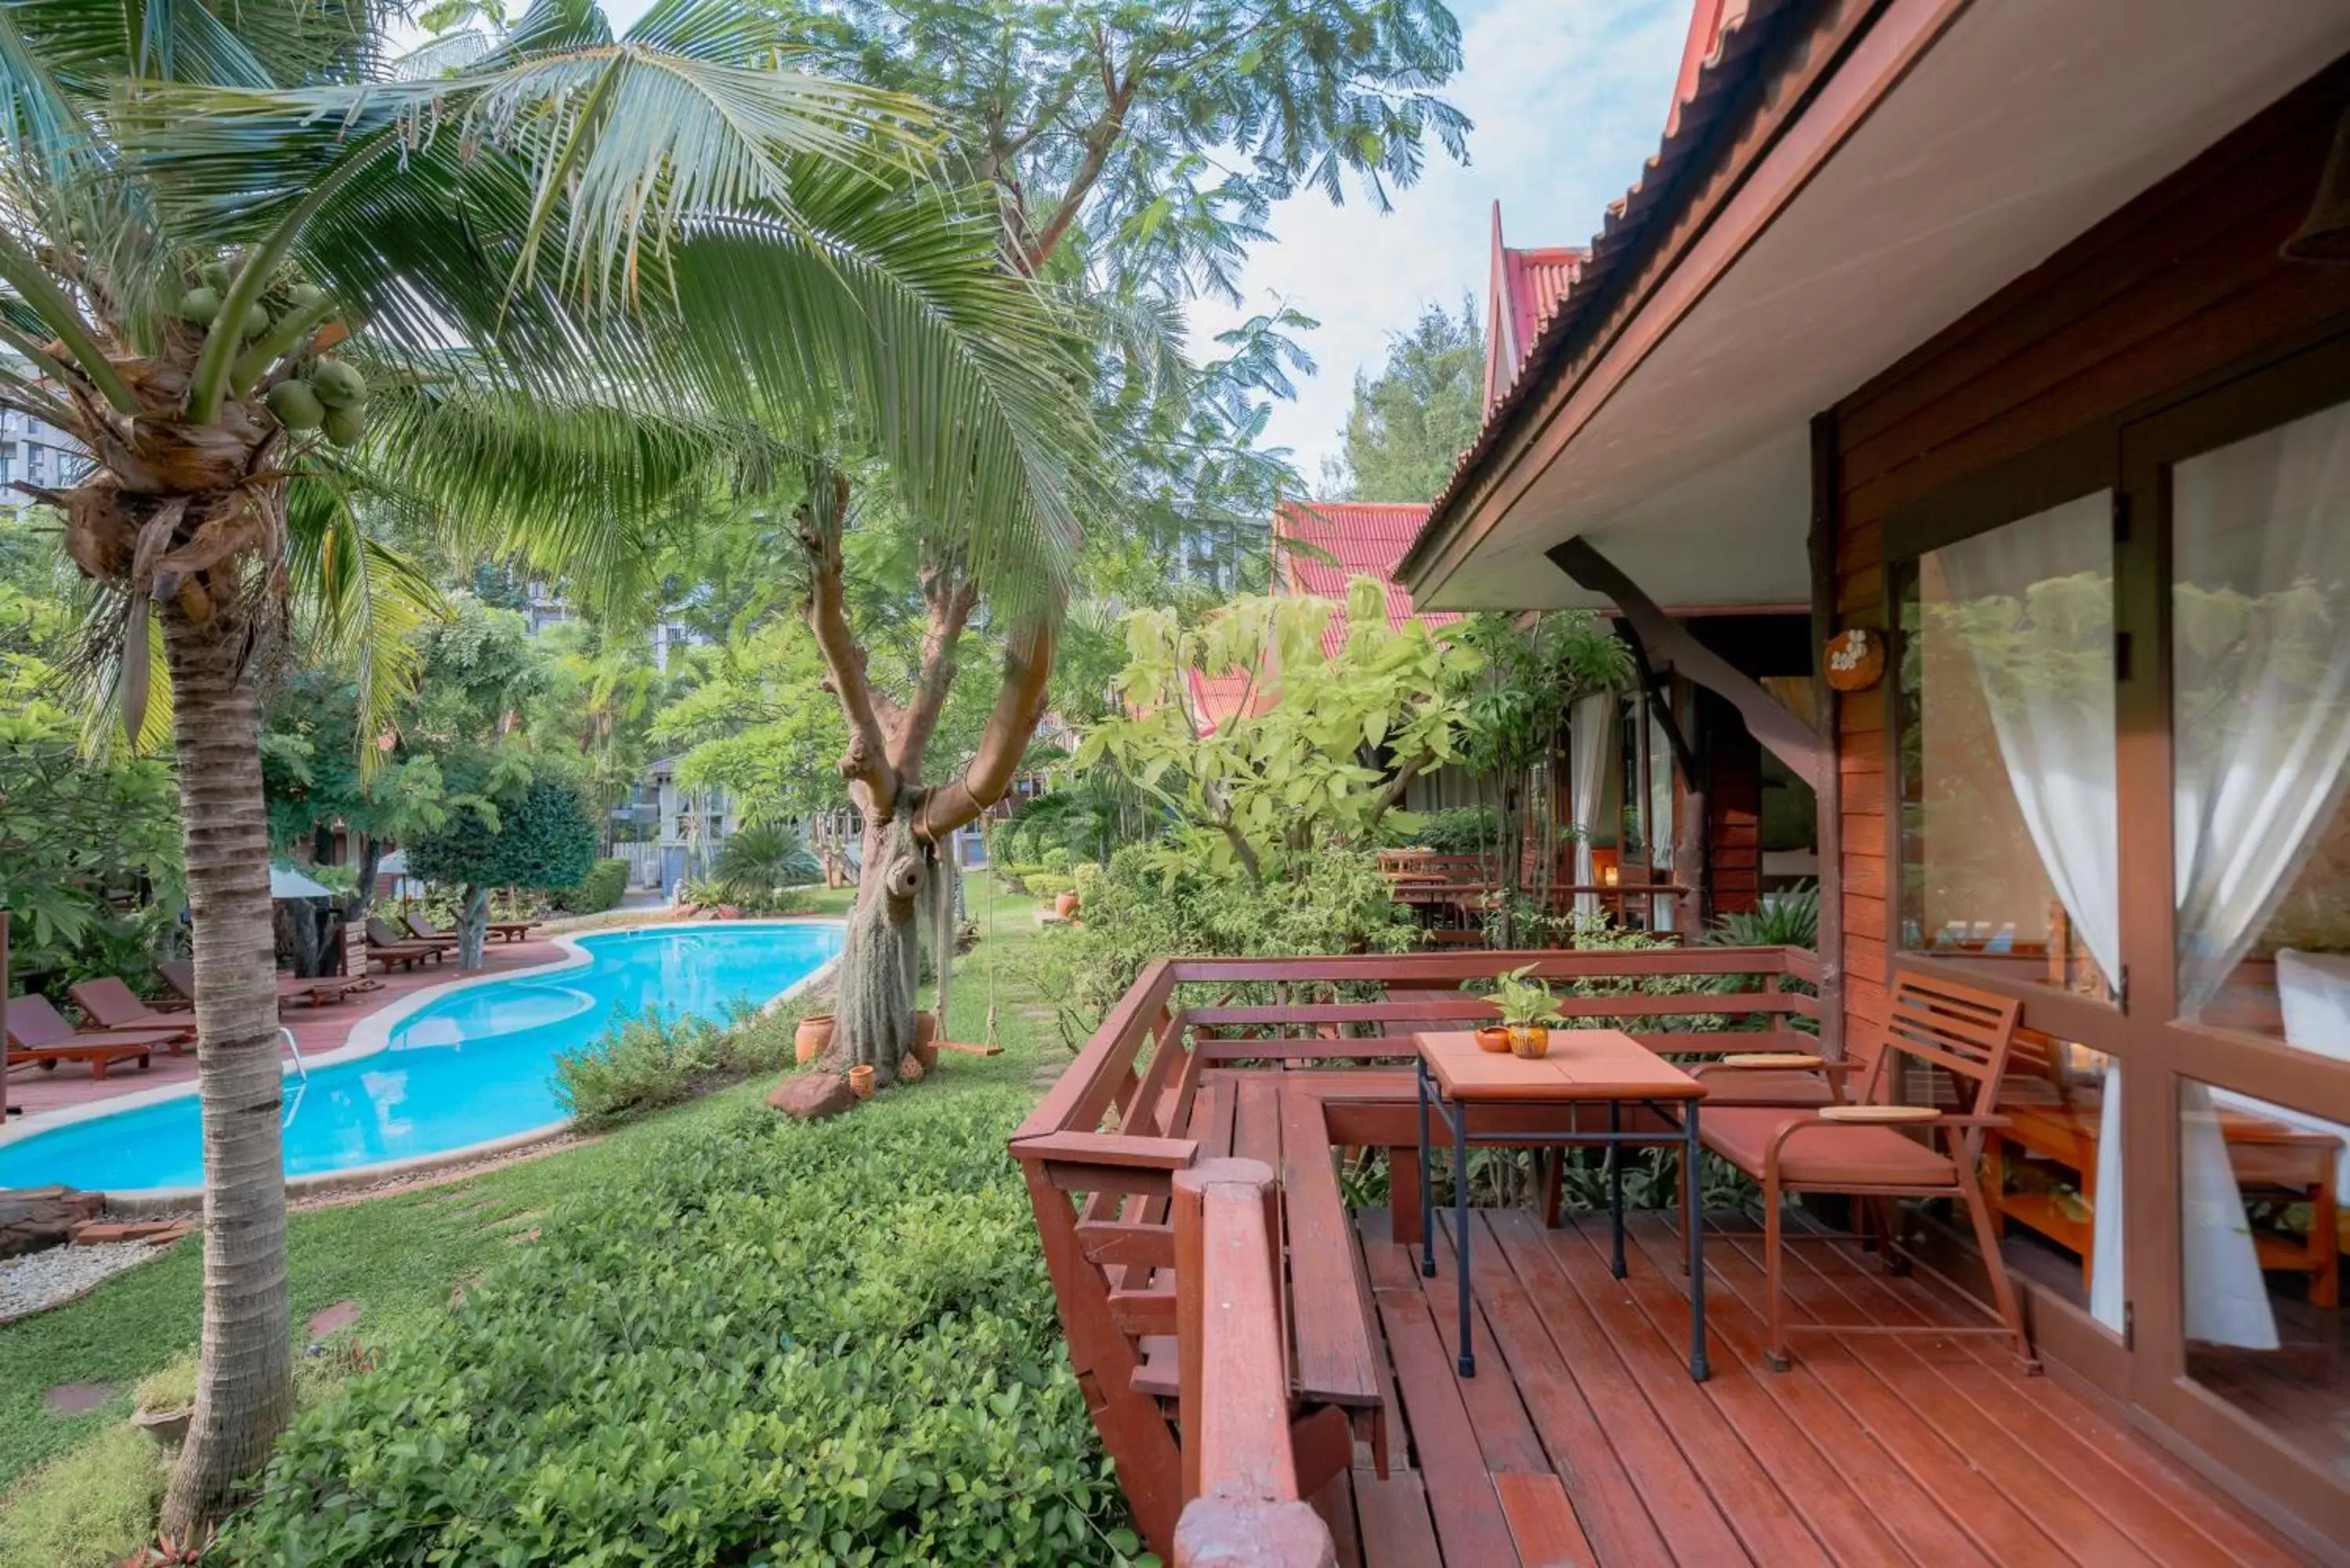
[1697,971,2035,1372]
[5,994,158,1078]
[65,977,198,1050]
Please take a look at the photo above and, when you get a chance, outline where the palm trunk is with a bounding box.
[159,598,296,1541]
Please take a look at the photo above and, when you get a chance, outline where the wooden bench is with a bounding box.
[1988,1028,2340,1306]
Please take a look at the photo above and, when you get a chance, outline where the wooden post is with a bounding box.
[1807,411,1847,1058]
[1172,1155,1338,1568]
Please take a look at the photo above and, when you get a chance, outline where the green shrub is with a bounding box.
[1058,844,1412,1024]
[552,857,631,915]
[219,1093,1142,1567]
[1394,806,1496,854]
[552,1006,807,1130]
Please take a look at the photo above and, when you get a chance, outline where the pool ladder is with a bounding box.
[280,1028,309,1130]
[280,1025,310,1082]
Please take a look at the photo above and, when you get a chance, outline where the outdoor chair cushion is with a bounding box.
[1695,1070,1835,1109]
[1701,1104,1957,1187]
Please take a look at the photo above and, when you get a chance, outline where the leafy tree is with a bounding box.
[1323,296,1486,502]
[1450,610,1633,941]
[759,0,1471,1080]
[407,775,598,966]
[8,0,1088,1531]
[1079,576,1477,883]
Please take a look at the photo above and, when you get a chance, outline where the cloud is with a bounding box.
[1187,0,1688,486]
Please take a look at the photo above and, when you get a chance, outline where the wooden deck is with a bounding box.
[1330,1205,2313,1568]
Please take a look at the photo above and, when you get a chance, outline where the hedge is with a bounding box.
[220,1091,1147,1566]
[551,856,631,914]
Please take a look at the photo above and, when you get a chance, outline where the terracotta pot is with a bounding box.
[1507,1024,1551,1060]
[848,1064,875,1100]
[896,1051,925,1085]
[916,1010,938,1048]
[1474,1026,1511,1054]
[1054,891,1080,919]
[794,1013,836,1066]
[913,1040,939,1074]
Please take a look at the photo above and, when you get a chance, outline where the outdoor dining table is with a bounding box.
[1414,1028,1710,1382]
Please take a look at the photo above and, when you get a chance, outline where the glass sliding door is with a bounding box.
[2120,351,2350,1530]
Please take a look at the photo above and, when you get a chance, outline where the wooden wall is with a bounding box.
[1702,693,1763,918]
[1827,58,2350,1053]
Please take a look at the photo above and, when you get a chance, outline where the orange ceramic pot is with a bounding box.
[1474,1026,1511,1054]
[848,1064,875,1100]
[794,1013,835,1065]
[1507,1025,1551,1060]
[1054,891,1081,919]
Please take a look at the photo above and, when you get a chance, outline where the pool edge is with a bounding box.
[0,917,846,1201]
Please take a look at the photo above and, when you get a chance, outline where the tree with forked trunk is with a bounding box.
[1,0,1087,1538]
[797,465,1064,1082]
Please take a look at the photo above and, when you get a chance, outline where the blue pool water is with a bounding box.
[0,923,843,1194]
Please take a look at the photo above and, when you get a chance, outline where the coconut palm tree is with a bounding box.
[0,0,1085,1538]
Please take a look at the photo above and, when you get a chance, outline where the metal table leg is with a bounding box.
[1686,1100,1709,1382]
[1417,1058,1436,1279]
[1453,1093,1474,1378]
[1608,1097,1627,1279]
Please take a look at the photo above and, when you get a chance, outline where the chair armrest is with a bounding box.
[1817,1105,1940,1124]
[1714,1053,1824,1070]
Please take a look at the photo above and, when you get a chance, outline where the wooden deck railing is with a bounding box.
[1007,945,1819,1559]
[1168,1158,1338,1568]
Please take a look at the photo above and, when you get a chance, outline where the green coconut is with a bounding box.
[200,261,232,294]
[287,283,330,314]
[238,302,273,340]
[309,356,367,408]
[322,404,366,447]
[176,287,222,327]
[266,379,326,432]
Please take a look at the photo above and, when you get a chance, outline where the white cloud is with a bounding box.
[1188,0,1689,486]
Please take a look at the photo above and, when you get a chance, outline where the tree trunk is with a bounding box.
[457,883,490,970]
[828,814,924,1085]
[159,599,295,1541]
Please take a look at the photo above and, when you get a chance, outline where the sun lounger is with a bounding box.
[399,913,463,952]
[65,977,199,1050]
[364,918,444,971]
[5,995,157,1078]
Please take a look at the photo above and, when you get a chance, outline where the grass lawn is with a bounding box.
[0,872,1075,1555]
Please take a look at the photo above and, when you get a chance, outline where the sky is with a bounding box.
[573,0,1692,484]
[1188,0,1692,485]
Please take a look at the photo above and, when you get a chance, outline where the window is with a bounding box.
[26,445,43,483]
[1897,492,2115,992]
[2170,396,2350,1044]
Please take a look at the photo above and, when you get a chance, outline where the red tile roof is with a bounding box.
[1274,500,1462,658]
[1485,204,1585,406]
[1185,670,1261,736]
[1408,0,1802,587]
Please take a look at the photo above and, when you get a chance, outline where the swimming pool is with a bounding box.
[0,922,844,1197]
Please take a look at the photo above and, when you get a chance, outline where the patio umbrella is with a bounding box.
[268,864,335,901]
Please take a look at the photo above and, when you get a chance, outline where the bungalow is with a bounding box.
[1403,0,2350,1545]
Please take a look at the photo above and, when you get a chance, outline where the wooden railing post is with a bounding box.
[1171,1157,1336,1568]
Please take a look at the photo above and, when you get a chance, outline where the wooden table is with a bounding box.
[1415,1029,1710,1382]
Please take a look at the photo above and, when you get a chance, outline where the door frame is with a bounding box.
[2112,334,2350,1533]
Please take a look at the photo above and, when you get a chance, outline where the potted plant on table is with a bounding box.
[1488,963,1564,1059]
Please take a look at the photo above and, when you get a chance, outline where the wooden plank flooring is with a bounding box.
[1331,1207,2317,1567]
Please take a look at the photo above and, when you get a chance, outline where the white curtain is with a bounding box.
[1936,494,2148,1339]
[1570,692,1614,918]
[2174,401,2350,1318]
[2172,399,2350,1013]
